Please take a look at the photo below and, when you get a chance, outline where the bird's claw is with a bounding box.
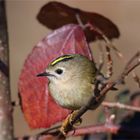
[59,114,72,136]
[59,111,82,136]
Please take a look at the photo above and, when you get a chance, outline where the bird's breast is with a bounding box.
[49,81,93,110]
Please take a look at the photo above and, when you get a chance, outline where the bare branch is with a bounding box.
[117,51,140,84]
[102,101,140,112]
[105,46,113,78]
[85,22,123,58]
[132,72,140,88]
[60,51,140,136]
[98,44,104,71]
[15,123,140,140]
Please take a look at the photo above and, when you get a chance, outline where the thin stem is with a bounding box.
[85,22,123,58]
[102,101,140,112]
[65,51,140,134]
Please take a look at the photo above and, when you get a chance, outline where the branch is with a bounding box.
[102,101,140,112]
[0,1,14,140]
[112,51,140,86]
[62,51,140,135]
[105,46,113,78]
[132,72,140,88]
[85,22,123,58]
[15,123,140,140]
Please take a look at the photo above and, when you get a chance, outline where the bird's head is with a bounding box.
[37,54,78,83]
[37,54,96,84]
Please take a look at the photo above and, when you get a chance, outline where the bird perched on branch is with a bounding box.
[37,54,97,110]
[37,54,108,135]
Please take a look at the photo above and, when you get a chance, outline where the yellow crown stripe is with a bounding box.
[50,55,74,66]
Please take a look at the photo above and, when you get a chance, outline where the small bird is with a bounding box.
[37,54,97,110]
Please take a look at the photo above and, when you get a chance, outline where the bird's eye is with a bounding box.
[55,69,63,75]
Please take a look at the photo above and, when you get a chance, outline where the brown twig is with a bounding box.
[97,44,104,72]
[62,51,140,135]
[67,124,118,136]
[132,72,140,88]
[68,123,140,137]
[15,123,140,140]
[105,46,113,78]
[85,22,123,58]
[117,51,140,84]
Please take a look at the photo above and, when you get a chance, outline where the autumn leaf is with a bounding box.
[37,1,120,42]
[18,24,93,128]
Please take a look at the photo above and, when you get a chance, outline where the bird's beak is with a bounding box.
[36,72,53,77]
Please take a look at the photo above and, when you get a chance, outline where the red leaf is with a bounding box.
[18,24,93,129]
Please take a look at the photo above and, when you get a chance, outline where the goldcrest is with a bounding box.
[37,54,97,110]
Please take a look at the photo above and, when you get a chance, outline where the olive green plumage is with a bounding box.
[38,54,97,110]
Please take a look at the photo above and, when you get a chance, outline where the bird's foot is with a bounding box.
[59,114,71,136]
[59,111,82,136]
